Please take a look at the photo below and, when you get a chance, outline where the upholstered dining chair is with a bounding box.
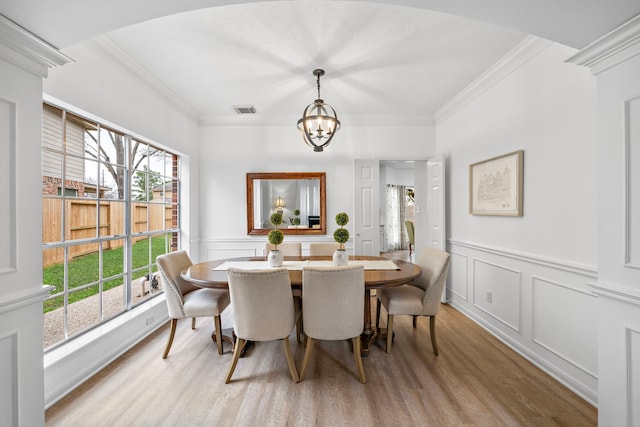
[225,268,300,383]
[264,241,304,342]
[405,220,415,256]
[156,251,230,358]
[376,247,450,355]
[264,242,302,257]
[299,265,366,383]
[309,242,340,257]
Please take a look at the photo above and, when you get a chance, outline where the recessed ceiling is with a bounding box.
[86,2,527,125]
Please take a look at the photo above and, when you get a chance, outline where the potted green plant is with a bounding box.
[289,208,301,228]
[333,212,350,265]
[267,212,285,267]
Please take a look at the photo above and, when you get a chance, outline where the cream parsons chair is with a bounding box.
[264,242,302,256]
[156,251,230,358]
[299,265,366,383]
[265,241,304,342]
[405,220,415,256]
[309,242,340,257]
[376,247,450,354]
[225,268,300,383]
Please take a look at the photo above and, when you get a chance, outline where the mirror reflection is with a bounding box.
[247,172,326,235]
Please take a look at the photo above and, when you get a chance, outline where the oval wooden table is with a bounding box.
[181,255,422,356]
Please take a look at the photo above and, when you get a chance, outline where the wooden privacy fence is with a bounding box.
[42,198,174,267]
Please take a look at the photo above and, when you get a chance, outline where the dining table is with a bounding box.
[181,255,422,356]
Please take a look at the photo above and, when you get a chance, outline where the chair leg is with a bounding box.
[225,338,246,383]
[430,316,439,355]
[299,337,315,381]
[282,337,300,383]
[375,299,381,330]
[386,314,394,354]
[214,315,223,355]
[191,317,196,329]
[352,337,367,384]
[296,315,304,344]
[412,315,418,328]
[162,318,178,359]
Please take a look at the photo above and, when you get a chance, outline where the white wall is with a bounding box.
[198,125,435,259]
[44,40,202,258]
[41,41,201,407]
[569,16,640,425]
[0,18,71,426]
[436,41,599,402]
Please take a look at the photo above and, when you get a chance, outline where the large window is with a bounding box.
[42,103,181,350]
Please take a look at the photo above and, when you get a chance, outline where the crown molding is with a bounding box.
[567,14,640,75]
[435,35,552,124]
[93,35,200,121]
[0,14,72,77]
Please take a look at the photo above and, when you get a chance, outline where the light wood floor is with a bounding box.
[45,300,596,426]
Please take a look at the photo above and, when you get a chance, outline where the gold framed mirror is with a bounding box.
[246,172,326,235]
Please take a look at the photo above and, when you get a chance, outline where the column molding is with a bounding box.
[0,14,72,77]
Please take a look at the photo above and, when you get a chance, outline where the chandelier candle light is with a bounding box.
[297,69,341,152]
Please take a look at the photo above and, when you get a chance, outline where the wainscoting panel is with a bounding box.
[626,95,640,269]
[448,251,468,301]
[0,98,16,275]
[447,239,599,404]
[0,331,17,427]
[532,276,597,377]
[206,247,258,260]
[628,326,640,426]
[199,237,351,262]
[472,259,521,332]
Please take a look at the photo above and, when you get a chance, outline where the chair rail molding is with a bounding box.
[448,239,597,278]
[447,238,599,405]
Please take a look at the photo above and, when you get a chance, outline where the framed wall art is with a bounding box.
[469,150,524,216]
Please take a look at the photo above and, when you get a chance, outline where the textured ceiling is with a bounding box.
[4,1,639,125]
[94,2,526,124]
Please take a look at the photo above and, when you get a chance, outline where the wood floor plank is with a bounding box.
[45,303,596,426]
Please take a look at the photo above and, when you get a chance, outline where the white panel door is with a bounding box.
[353,159,380,255]
[427,156,446,251]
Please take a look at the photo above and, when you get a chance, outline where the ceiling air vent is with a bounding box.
[233,105,256,114]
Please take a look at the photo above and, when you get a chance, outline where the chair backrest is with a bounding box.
[302,265,364,340]
[405,220,415,244]
[264,242,302,257]
[409,247,450,315]
[227,268,295,341]
[156,250,199,319]
[309,242,340,257]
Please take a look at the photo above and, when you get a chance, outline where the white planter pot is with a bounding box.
[268,249,284,267]
[333,249,348,266]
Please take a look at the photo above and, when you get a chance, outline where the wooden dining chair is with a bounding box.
[299,265,366,383]
[376,247,450,354]
[156,251,230,358]
[225,268,300,383]
[309,242,340,256]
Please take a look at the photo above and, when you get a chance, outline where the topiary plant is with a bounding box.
[289,208,301,226]
[268,212,284,249]
[333,212,349,250]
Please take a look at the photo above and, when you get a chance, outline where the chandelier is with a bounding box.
[297,69,341,152]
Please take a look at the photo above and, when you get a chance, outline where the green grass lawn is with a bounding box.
[43,235,169,313]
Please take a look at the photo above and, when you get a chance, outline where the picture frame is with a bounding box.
[469,150,524,216]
